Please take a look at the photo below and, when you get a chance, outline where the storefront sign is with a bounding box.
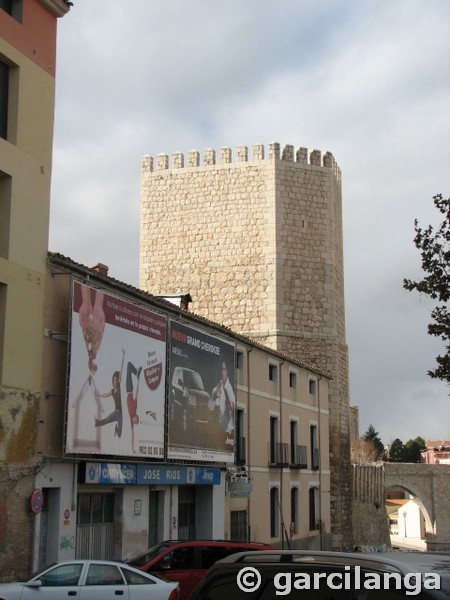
[192,466,221,485]
[84,463,221,486]
[85,462,137,484]
[228,478,253,498]
[137,464,221,485]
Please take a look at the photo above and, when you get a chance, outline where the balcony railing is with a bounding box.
[269,442,289,467]
[236,436,246,465]
[290,444,308,469]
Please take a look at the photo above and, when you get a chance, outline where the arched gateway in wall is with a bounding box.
[384,463,450,551]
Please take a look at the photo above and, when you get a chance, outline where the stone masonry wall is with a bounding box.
[0,386,40,581]
[352,465,390,550]
[140,144,278,332]
[140,142,352,549]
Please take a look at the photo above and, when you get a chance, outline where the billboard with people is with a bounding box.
[65,281,167,458]
[168,321,236,463]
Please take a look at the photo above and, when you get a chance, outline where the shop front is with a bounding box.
[33,461,225,568]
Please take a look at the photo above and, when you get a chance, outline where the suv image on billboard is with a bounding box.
[187,549,450,600]
[169,367,214,431]
[126,540,277,600]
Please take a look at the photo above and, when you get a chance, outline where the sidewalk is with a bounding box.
[390,535,426,551]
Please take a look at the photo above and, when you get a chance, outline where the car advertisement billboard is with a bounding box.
[65,281,167,458]
[168,321,236,463]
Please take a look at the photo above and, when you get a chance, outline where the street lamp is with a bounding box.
[403,510,407,539]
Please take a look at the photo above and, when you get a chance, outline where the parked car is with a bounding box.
[126,539,277,600]
[186,549,450,599]
[169,367,214,430]
[0,559,180,600]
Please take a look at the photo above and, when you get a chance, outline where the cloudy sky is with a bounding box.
[49,0,450,445]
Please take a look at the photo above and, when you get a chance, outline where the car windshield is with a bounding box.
[27,563,58,581]
[184,370,205,391]
[126,543,174,567]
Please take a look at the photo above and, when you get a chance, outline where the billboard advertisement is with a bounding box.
[65,281,167,458]
[168,321,236,463]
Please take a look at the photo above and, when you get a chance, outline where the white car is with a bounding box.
[0,560,180,600]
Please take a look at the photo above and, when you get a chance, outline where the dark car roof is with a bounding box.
[189,550,450,599]
[215,549,450,576]
[155,539,274,547]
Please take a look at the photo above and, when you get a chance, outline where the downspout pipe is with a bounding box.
[278,361,290,549]
[246,346,253,542]
[317,376,323,550]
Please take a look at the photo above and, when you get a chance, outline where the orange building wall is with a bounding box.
[0,0,58,77]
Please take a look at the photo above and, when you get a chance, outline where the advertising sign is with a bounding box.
[65,282,167,458]
[137,465,221,485]
[85,463,137,485]
[84,463,222,486]
[168,321,235,463]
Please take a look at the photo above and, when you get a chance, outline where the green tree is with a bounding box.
[363,425,385,460]
[403,194,450,383]
[403,436,427,463]
[388,438,405,462]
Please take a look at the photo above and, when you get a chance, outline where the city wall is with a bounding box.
[352,464,390,551]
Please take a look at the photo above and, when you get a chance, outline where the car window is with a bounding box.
[85,564,124,585]
[164,547,196,570]
[200,546,233,569]
[38,563,83,586]
[121,566,156,585]
[127,542,173,567]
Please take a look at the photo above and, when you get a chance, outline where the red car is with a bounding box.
[126,539,277,600]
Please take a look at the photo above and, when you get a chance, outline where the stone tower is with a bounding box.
[140,142,352,550]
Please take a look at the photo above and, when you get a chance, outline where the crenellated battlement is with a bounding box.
[141,142,340,178]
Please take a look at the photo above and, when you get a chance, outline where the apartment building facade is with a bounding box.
[0,0,70,580]
[30,252,330,574]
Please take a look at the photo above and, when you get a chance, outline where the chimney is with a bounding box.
[90,263,109,277]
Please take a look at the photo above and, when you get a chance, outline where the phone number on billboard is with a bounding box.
[139,446,164,457]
